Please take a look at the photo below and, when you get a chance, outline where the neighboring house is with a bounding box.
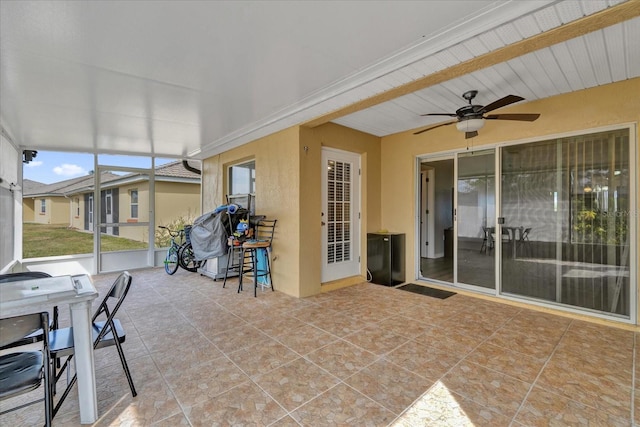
[22,174,120,226]
[23,161,201,243]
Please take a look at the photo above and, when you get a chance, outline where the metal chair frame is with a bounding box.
[238,219,277,297]
[49,271,136,417]
[0,312,53,427]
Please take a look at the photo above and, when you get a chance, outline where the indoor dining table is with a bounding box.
[0,274,99,424]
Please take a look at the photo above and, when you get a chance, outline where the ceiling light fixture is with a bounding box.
[456,118,485,133]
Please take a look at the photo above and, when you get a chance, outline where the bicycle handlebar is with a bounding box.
[158,225,182,238]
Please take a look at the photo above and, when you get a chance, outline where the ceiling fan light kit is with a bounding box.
[415,90,540,138]
[456,118,484,133]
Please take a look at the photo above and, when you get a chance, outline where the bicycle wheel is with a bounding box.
[164,245,179,275]
[178,244,199,272]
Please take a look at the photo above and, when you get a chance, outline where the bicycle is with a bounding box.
[158,225,201,275]
[177,225,201,273]
[159,226,184,275]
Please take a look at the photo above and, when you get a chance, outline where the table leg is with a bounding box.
[70,300,98,423]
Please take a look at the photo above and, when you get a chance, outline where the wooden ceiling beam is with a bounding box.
[303,0,640,128]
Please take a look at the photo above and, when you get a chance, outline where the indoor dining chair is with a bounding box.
[48,271,137,417]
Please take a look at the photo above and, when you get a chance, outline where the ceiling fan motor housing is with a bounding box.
[456,104,485,118]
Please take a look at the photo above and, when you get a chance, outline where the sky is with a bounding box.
[23,151,175,184]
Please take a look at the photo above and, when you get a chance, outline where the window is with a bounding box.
[228,160,255,195]
[105,189,112,215]
[130,189,138,219]
[75,198,80,217]
[40,199,46,214]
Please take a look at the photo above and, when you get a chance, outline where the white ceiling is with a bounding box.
[1,1,637,160]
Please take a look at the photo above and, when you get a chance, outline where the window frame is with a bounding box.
[130,189,138,219]
[228,160,255,196]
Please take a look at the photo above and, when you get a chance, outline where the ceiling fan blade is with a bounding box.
[482,95,524,113]
[465,131,478,139]
[413,120,456,135]
[420,113,457,117]
[485,113,540,121]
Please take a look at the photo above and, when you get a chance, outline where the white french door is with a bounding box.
[321,148,361,283]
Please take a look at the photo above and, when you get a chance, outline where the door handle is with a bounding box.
[321,221,326,226]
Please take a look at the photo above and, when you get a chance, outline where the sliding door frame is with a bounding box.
[415,122,637,324]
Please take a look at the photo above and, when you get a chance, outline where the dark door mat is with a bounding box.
[397,283,456,299]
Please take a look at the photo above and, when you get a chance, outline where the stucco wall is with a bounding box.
[155,181,201,227]
[202,127,301,296]
[299,123,382,294]
[23,199,35,222]
[380,78,640,313]
[202,123,381,298]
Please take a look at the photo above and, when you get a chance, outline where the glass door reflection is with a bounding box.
[456,149,495,289]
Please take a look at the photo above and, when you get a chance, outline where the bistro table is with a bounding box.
[0,274,99,424]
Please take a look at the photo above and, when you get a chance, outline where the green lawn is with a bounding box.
[23,223,148,258]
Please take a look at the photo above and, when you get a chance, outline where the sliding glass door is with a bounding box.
[456,150,495,290]
[500,129,632,317]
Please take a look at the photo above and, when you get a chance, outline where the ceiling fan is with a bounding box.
[414,90,540,139]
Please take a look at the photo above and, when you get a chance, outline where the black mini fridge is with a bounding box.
[367,233,405,286]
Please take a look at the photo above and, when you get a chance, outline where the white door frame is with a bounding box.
[321,147,361,283]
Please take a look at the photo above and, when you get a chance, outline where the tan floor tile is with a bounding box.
[635,388,640,425]
[95,378,182,425]
[289,304,341,323]
[464,342,546,383]
[375,314,434,339]
[344,359,437,415]
[438,313,503,339]
[515,386,630,427]
[270,415,303,426]
[384,339,462,380]
[305,339,379,380]
[205,323,271,354]
[276,324,339,356]
[153,412,192,426]
[537,360,632,420]
[0,267,634,427]
[501,317,568,341]
[254,315,308,339]
[414,325,484,358]
[139,323,205,353]
[309,312,374,337]
[441,361,531,418]
[150,338,225,377]
[399,302,459,324]
[392,381,512,427]
[485,326,559,359]
[291,383,395,426]
[164,356,249,407]
[254,358,340,411]
[184,381,286,426]
[341,305,396,324]
[549,347,632,386]
[228,338,300,377]
[568,320,634,351]
[342,324,410,356]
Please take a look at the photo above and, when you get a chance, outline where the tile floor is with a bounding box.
[1,267,637,426]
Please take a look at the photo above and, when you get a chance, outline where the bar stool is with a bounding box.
[238,219,277,297]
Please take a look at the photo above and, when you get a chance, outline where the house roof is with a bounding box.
[1,1,637,159]
[22,179,47,195]
[154,160,201,179]
[23,161,200,198]
[23,172,121,198]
